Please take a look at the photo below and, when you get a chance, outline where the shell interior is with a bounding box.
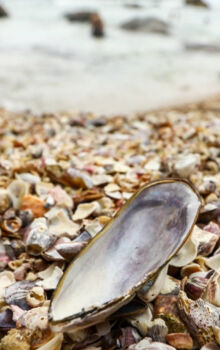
[49,179,201,331]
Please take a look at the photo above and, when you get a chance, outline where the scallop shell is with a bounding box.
[49,179,201,332]
[4,280,35,310]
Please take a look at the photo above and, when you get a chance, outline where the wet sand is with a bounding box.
[1,0,220,114]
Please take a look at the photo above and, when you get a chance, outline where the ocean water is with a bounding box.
[0,0,220,114]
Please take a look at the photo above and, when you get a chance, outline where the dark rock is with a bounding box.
[185,43,220,53]
[124,4,142,9]
[121,17,170,35]
[185,0,208,8]
[90,117,107,127]
[91,13,104,38]
[0,5,8,18]
[64,10,96,23]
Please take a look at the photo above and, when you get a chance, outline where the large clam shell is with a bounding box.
[49,179,201,332]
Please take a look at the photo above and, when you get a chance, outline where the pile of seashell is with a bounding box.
[0,98,220,350]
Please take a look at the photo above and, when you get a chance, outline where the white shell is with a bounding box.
[49,180,201,332]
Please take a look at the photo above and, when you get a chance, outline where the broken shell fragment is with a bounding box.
[11,304,26,322]
[46,207,80,238]
[74,230,92,243]
[56,241,87,262]
[17,306,48,330]
[126,305,153,336]
[184,275,208,300]
[203,221,220,237]
[120,327,141,348]
[145,319,168,343]
[193,226,219,257]
[25,218,56,256]
[177,291,220,346]
[203,271,220,307]
[37,264,63,290]
[169,232,198,268]
[160,275,180,295]
[16,172,41,184]
[0,271,15,302]
[46,165,93,189]
[4,281,35,310]
[199,202,220,223]
[181,263,203,278]
[0,309,16,330]
[13,262,31,281]
[130,341,176,350]
[84,218,103,237]
[170,225,218,268]
[174,154,200,178]
[18,209,34,227]
[138,264,168,303]
[0,328,31,350]
[154,294,186,333]
[64,167,94,189]
[0,188,10,213]
[21,194,47,218]
[165,333,193,349]
[73,189,103,205]
[7,180,29,210]
[42,237,70,262]
[49,185,73,209]
[49,179,201,332]
[203,252,220,271]
[73,201,101,220]
[37,332,63,350]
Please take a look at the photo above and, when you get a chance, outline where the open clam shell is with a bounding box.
[49,179,201,332]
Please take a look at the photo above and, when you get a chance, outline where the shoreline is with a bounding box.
[145,93,220,114]
[2,93,220,118]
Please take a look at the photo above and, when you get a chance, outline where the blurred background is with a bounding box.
[0,0,220,115]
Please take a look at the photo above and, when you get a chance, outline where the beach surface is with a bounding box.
[0,96,220,349]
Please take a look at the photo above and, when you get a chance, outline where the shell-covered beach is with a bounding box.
[0,97,220,349]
